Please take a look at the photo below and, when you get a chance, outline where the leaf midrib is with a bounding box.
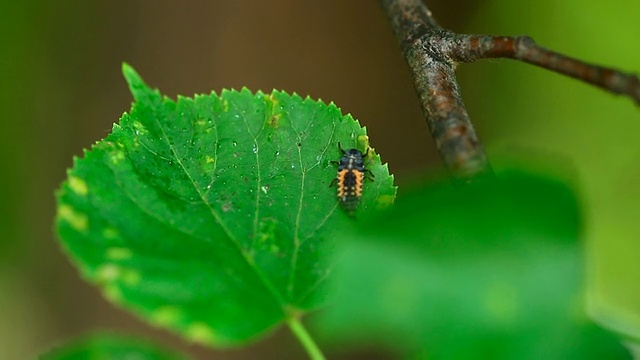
[148,95,288,312]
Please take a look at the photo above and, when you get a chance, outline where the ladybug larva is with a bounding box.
[331,142,374,214]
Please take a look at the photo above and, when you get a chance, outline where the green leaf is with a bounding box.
[317,171,630,359]
[54,64,396,346]
[39,333,190,360]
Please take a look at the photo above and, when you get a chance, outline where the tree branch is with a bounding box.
[379,0,640,182]
[379,0,492,183]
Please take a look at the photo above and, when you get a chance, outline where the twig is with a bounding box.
[379,0,640,182]
[448,35,640,106]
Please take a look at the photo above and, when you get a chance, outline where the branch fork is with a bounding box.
[380,0,640,182]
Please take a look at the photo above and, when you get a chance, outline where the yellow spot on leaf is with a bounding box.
[58,204,88,233]
[103,227,119,239]
[96,264,120,281]
[186,322,218,344]
[103,284,122,302]
[110,148,125,164]
[68,176,88,195]
[267,114,282,128]
[106,247,132,260]
[256,217,277,243]
[132,121,147,135]
[96,263,140,286]
[152,306,182,326]
[121,270,141,285]
[375,194,395,209]
[357,135,370,149]
[201,155,216,173]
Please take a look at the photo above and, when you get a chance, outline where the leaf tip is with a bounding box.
[121,62,138,83]
[121,62,152,102]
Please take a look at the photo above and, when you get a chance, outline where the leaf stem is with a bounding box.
[287,317,325,360]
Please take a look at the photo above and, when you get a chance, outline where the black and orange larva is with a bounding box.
[330,142,374,214]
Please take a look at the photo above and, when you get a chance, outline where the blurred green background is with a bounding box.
[1,0,638,359]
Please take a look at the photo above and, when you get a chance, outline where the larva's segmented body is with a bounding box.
[332,143,374,214]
